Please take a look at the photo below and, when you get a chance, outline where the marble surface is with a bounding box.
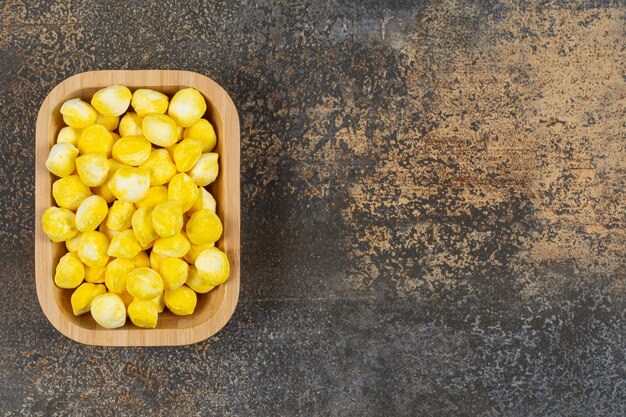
[1,0,624,415]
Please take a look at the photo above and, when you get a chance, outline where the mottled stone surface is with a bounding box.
[0,0,624,415]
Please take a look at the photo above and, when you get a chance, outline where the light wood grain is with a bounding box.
[35,70,240,346]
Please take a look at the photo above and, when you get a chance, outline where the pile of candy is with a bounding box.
[42,85,229,329]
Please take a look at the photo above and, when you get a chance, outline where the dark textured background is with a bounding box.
[1,0,624,415]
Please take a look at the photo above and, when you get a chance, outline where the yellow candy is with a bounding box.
[165,143,177,159]
[70,283,106,315]
[195,247,230,286]
[168,173,199,212]
[168,88,206,127]
[188,187,217,215]
[164,285,197,316]
[60,98,98,128]
[131,250,151,268]
[140,240,154,251]
[75,195,108,232]
[189,153,219,186]
[186,266,215,293]
[109,167,150,203]
[65,232,83,252]
[42,206,77,242]
[78,231,109,268]
[56,126,82,146]
[46,143,79,177]
[95,113,120,131]
[119,112,143,137]
[126,267,164,300]
[119,291,134,310]
[173,138,203,172]
[186,209,223,245]
[106,200,135,231]
[136,185,168,208]
[153,233,190,258]
[149,250,165,271]
[99,222,121,242]
[149,292,165,313]
[183,118,217,152]
[52,175,91,210]
[77,124,114,156]
[92,182,116,203]
[105,258,135,293]
[75,152,109,187]
[139,149,177,186]
[159,257,189,290]
[112,136,152,166]
[151,200,183,238]
[127,299,158,328]
[131,206,158,247]
[142,114,179,147]
[184,243,215,264]
[54,252,85,289]
[91,293,126,328]
[91,85,132,117]
[131,88,169,117]
[84,265,106,283]
[175,125,184,142]
[111,131,120,141]
[108,229,142,259]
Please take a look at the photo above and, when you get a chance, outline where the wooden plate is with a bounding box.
[34,70,240,346]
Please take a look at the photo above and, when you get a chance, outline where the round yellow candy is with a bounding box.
[111,131,120,141]
[75,195,108,232]
[165,285,197,316]
[109,166,150,203]
[99,221,121,241]
[60,98,98,129]
[139,149,177,186]
[184,243,215,265]
[149,251,164,271]
[136,185,168,209]
[70,283,106,315]
[127,299,159,328]
[173,138,203,172]
[119,291,134,310]
[108,229,142,259]
[131,250,151,268]
[151,200,183,238]
[46,142,79,177]
[84,265,106,284]
[91,85,132,117]
[126,267,164,300]
[65,232,83,252]
[91,293,126,328]
[92,181,116,203]
[153,233,190,258]
[95,113,120,131]
[75,152,109,187]
[131,88,169,117]
[195,247,230,286]
[119,112,143,137]
[142,114,179,147]
[131,206,158,247]
[186,209,223,245]
[168,88,206,127]
[77,124,114,156]
[42,206,77,242]
[105,258,135,293]
[56,126,83,146]
[54,252,85,289]
[149,292,165,313]
[189,153,219,186]
[168,173,199,212]
[52,175,91,210]
[106,200,135,231]
[188,187,217,215]
[112,136,152,166]
[159,257,189,290]
[186,266,216,293]
[183,118,216,152]
[78,231,109,268]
